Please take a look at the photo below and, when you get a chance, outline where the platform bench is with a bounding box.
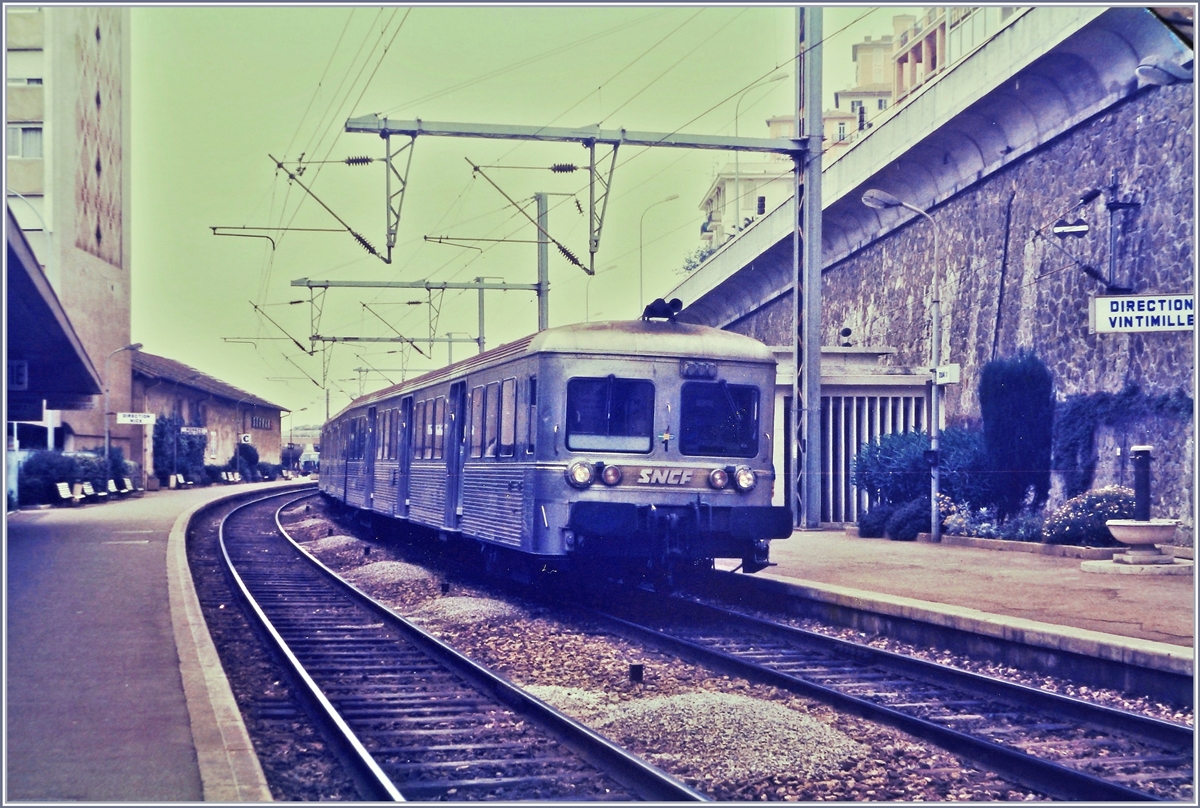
[81,481,106,502]
[55,482,82,506]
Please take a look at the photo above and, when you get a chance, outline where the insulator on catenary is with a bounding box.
[353,232,379,255]
[345,156,374,166]
[557,243,582,266]
[550,163,578,173]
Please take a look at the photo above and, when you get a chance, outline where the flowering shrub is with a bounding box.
[1041,486,1135,547]
[942,500,1045,542]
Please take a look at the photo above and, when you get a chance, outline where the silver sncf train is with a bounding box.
[319,311,793,582]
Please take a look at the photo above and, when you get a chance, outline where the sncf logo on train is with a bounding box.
[635,468,701,486]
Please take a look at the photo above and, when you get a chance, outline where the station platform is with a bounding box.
[5,488,1194,802]
[5,482,291,803]
[754,528,1194,685]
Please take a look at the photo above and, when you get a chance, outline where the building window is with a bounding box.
[837,122,847,141]
[878,98,888,110]
[7,125,42,158]
[850,100,862,112]
[251,415,272,430]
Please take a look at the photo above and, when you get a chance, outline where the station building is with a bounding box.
[131,352,287,485]
[670,7,1195,543]
[5,7,287,493]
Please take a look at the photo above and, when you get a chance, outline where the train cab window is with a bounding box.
[483,381,500,457]
[566,376,654,453]
[499,378,517,457]
[469,386,485,458]
[432,397,446,460]
[680,381,760,457]
[413,401,427,460]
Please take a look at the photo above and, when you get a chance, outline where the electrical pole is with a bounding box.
[798,7,824,529]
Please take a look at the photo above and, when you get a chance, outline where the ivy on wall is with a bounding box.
[1051,384,1193,498]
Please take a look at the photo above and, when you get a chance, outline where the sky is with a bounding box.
[130,5,918,425]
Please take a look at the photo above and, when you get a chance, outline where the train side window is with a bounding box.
[413,400,426,460]
[376,410,387,460]
[432,397,446,460]
[483,381,500,458]
[389,408,399,460]
[566,376,655,453]
[527,377,537,454]
[499,378,517,457]
[469,386,485,458]
[423,400,435,460]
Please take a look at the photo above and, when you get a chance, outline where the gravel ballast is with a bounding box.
[271,496,1192,801]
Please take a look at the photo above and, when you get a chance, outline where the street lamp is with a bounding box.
[104,342,143,473]
[734,74,786,235]
[638,195,679,312]
[283,407,307,470]
[861,188,943,542]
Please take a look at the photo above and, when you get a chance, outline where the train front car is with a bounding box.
[533,317,793,582]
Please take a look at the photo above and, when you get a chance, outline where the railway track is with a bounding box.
[591,589,1194,802]
[218,491,705,802]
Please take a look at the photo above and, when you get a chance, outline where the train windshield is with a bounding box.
[680,381,759,457]
[566,376,654,452]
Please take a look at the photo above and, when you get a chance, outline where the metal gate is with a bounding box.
[820,389,929,524]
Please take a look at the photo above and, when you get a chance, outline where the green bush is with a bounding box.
[17,450,77,506]
[854,431,930,506]
[230,444,260,480]
[152,414,208,484]
[979,351,1054,519]
[71,452,109,493]
[1041,486,1134,547]
[854,426,991,509]
[885,499,930,541]
[857,503,895,538]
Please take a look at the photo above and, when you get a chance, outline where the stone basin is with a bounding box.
[1105,519,1179,546]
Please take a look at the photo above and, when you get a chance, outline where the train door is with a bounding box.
[444,382,467,530]
[364,406,378,508]
[398,396,413,518]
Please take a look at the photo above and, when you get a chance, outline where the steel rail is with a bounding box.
[220,490,706,802]
[590,594,1190,802]
[219,490,404,801]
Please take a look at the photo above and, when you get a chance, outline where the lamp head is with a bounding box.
[127,342,143,352]
[861,189,904,210]
[1136,56,1193,86]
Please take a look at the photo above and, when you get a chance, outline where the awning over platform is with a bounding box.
[6,206,102,422]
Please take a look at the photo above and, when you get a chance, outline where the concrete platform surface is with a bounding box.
[4,482,297,803]
[764,530,1195,649]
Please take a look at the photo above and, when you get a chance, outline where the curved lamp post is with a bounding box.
[104,342,143,472]
[862,189,943,542]
[638,194,678,313]
[734,74,786,235]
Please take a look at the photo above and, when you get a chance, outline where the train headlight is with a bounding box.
[708,468,730,489]
[600,464,623,486]
[566,461,595,488]
[733,465,757,492]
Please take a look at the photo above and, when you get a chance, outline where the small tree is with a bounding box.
[230,443,260,480]
[152,414,207,483]
[979,351,1054,520]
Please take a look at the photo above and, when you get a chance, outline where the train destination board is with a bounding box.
[1091,294,1194,333]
